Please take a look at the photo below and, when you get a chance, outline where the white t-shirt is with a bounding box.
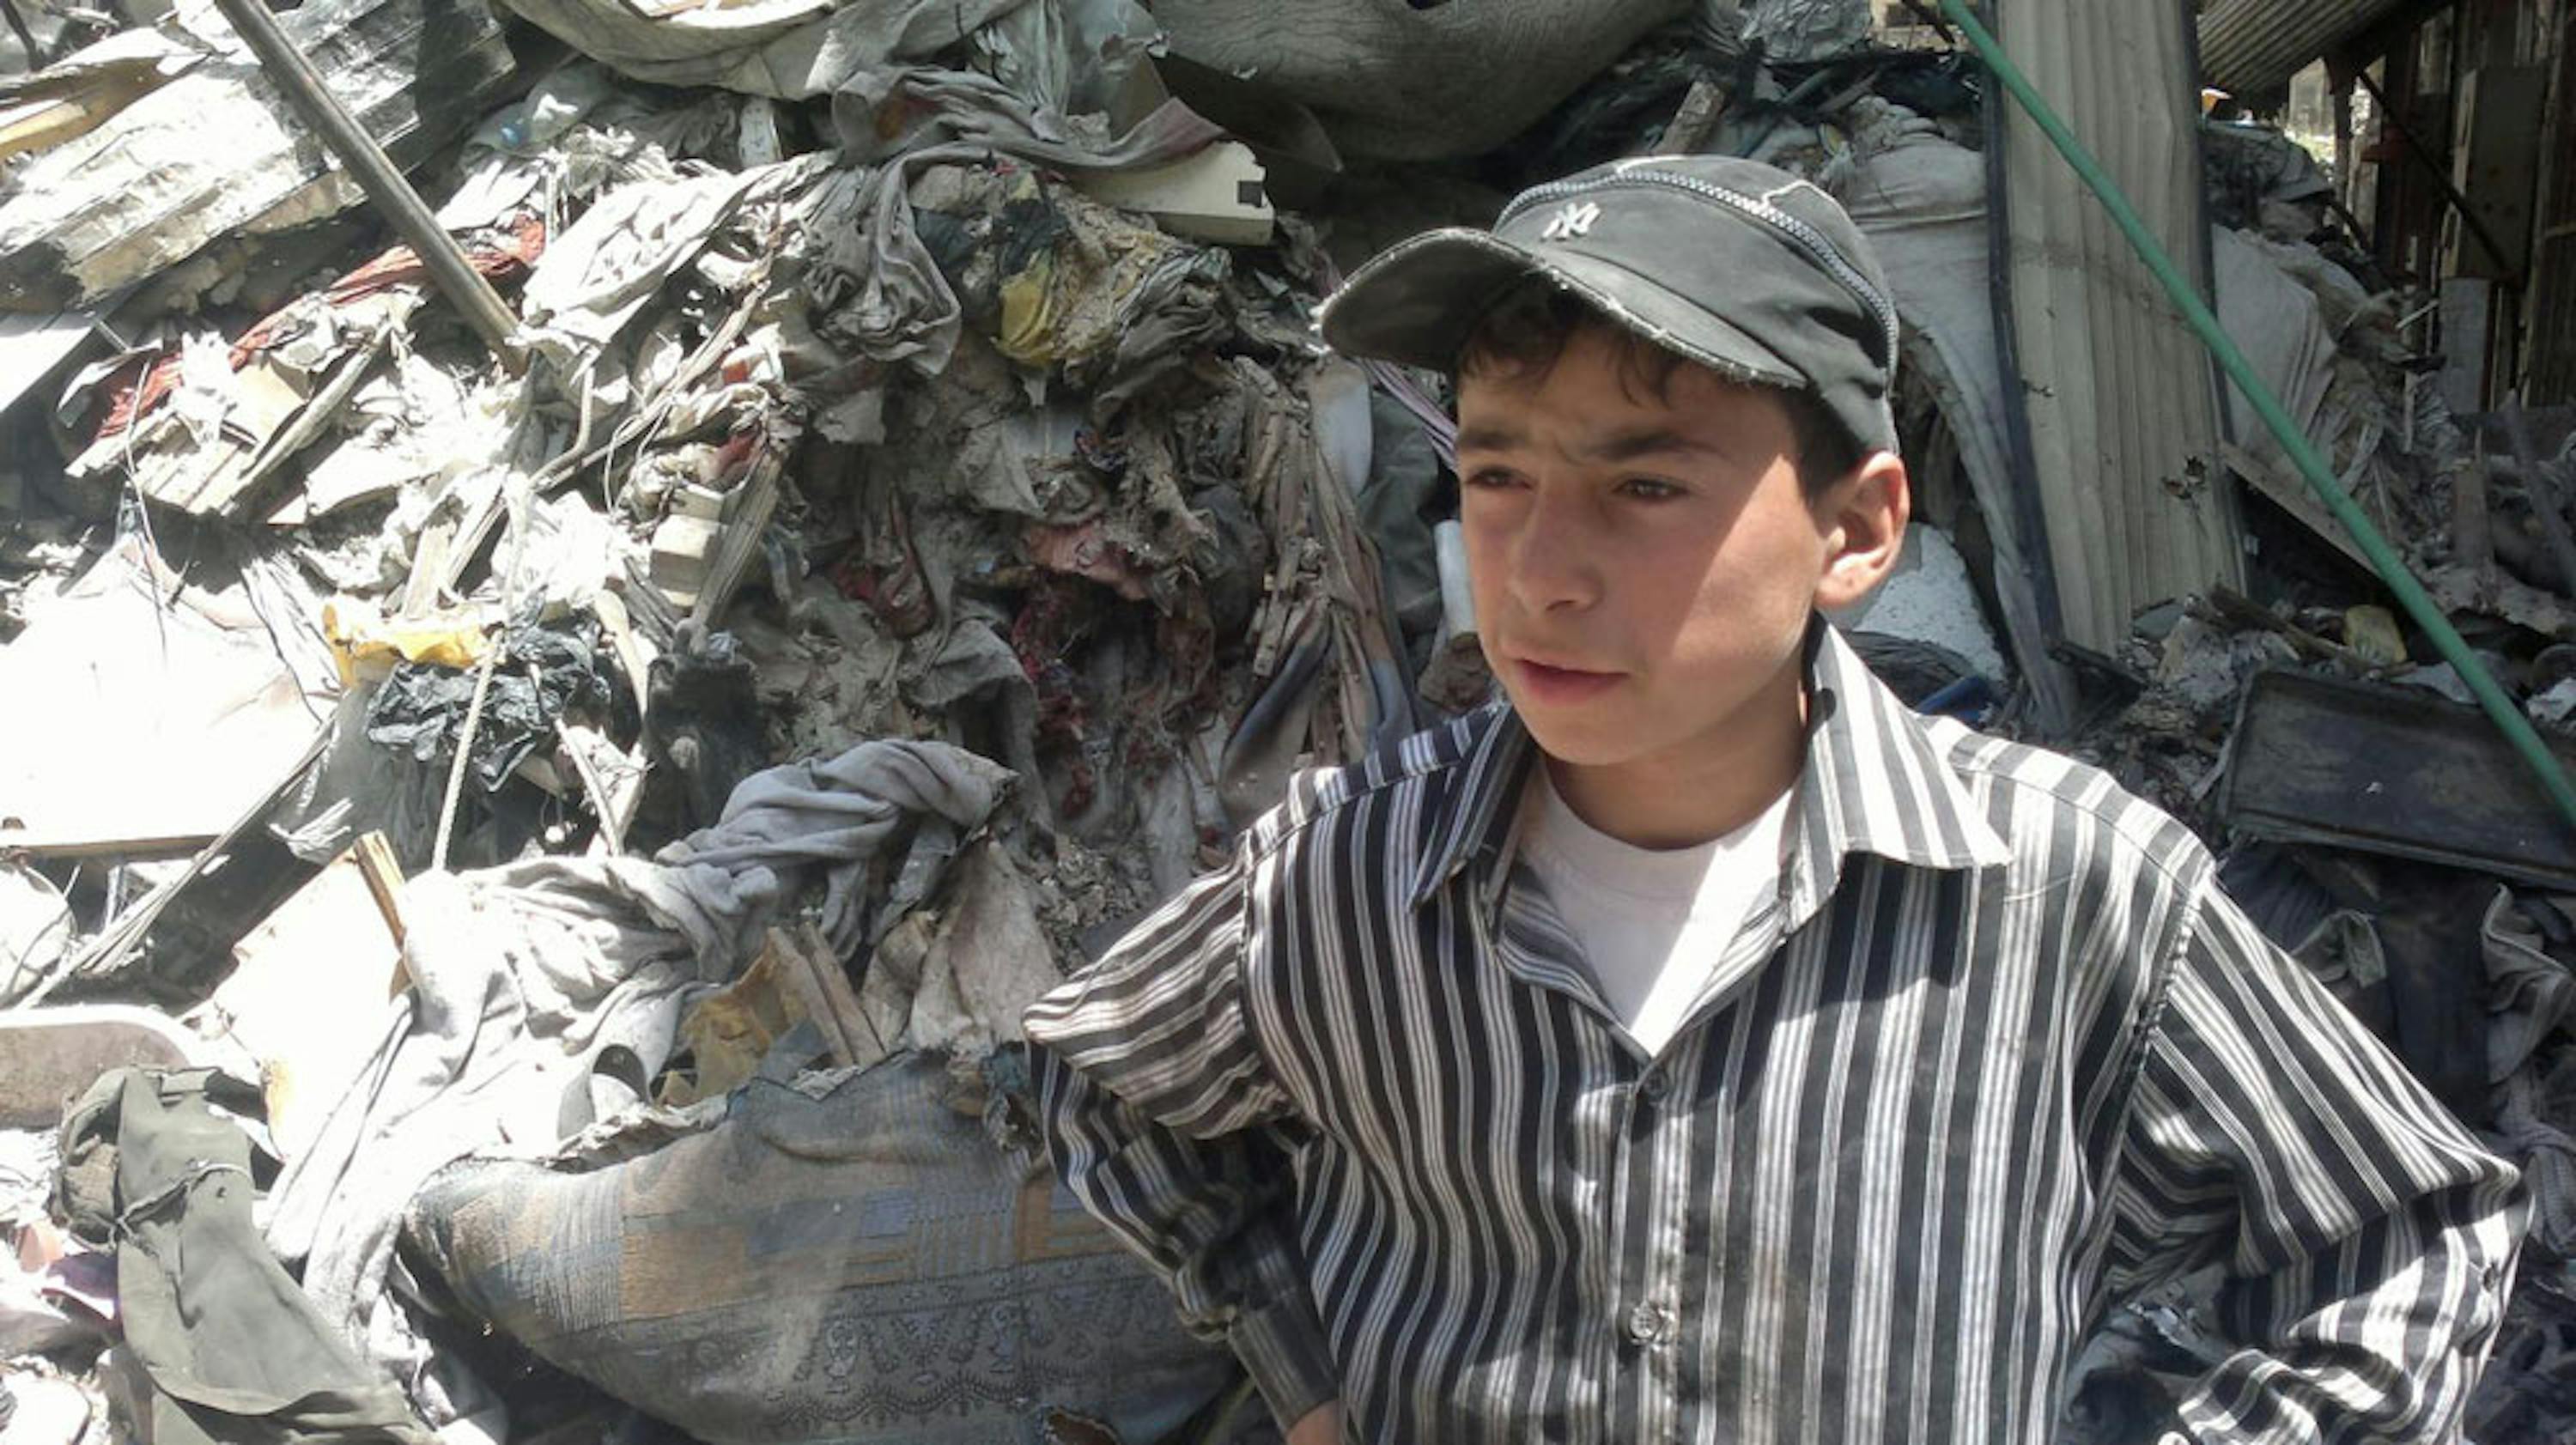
[1515,764,1795,1056]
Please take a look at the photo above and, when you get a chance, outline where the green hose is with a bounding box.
[1936,0,2576,836]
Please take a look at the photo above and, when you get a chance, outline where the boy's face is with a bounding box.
[1454,326,1905,778]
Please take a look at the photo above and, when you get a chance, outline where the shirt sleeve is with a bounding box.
[1022,842,1338,1427]
[2106,873,2528,1444]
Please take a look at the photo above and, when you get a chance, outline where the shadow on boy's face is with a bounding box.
[1452,327,1888,786]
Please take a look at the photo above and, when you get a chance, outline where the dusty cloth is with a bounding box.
[56,1069,430,1445]
[790,53,1221,387]
[904,161,1231,418]
[403,1050,1237,1445]
[1740,0,1870,59]
[2491,1064,2576,1260]
[2467,1273,2576,1445]
[2482,895,2576,1259]
[264,739,1014,1428]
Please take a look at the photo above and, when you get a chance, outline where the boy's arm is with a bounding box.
[1024,847,1340,1430]
[2108,877,2527,1444]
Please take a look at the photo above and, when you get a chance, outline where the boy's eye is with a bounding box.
[1462,467,1524,490]
[1618,477,1685,501]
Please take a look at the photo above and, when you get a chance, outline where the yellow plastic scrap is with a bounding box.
[998,252,1065,367]
[2342,604,2408,668]
[990,167,1195,372]
[322,598,492,686]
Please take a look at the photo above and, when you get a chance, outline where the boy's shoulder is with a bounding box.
[1924,713,2215,890]
[1236,705,1514,861]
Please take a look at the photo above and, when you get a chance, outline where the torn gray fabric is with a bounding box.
[263,739,1013,1430]
[2486,889,2576,1084]
[2491,1065,2576,1260]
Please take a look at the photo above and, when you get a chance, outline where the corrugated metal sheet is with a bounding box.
[2199,0,2410,100]
[2002,0,2243,652]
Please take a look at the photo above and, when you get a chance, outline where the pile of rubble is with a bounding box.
[1,1,2574,1442]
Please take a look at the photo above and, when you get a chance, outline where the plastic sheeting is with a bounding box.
[2210,228,2337,477]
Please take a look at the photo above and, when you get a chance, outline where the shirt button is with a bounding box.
[1624,1299,1673,1345]
[1637,1067,1672,1104]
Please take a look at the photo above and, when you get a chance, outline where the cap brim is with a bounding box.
[1318,229,1805,390]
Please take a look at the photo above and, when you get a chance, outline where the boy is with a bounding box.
[1023,155,2523,1444]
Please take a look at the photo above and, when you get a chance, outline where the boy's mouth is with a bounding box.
[1512,659,1625,705]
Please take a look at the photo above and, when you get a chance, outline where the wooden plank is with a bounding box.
[2221,440,2372,571]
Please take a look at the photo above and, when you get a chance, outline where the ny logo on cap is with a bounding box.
[1540,201,1601,241]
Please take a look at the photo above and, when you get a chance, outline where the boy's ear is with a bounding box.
[1813,451,1910,612]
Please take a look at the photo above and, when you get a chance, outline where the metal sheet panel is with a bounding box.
[2002,0,2243,652]
[2200,0,2411,99]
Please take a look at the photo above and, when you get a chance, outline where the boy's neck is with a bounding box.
[1540,660,1810,852]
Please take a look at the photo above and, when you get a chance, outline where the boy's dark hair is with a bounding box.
[1452,279,1870,496]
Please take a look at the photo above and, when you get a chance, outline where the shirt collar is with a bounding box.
[1407,622,2009,913]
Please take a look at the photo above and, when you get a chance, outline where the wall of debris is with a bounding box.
[0,1,2573,1443]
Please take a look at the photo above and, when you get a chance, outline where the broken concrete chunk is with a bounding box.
[0,0,517,311]
[648,511,724,606]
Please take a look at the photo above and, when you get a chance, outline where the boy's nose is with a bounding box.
[1507,490,1605,614]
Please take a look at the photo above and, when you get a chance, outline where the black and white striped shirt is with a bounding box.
[1025,625,2524,1443]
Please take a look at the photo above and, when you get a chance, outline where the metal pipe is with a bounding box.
[204,0,525,367]
[1938,0,2576,838]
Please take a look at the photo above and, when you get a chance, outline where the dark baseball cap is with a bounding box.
[1318,155,1901,454]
